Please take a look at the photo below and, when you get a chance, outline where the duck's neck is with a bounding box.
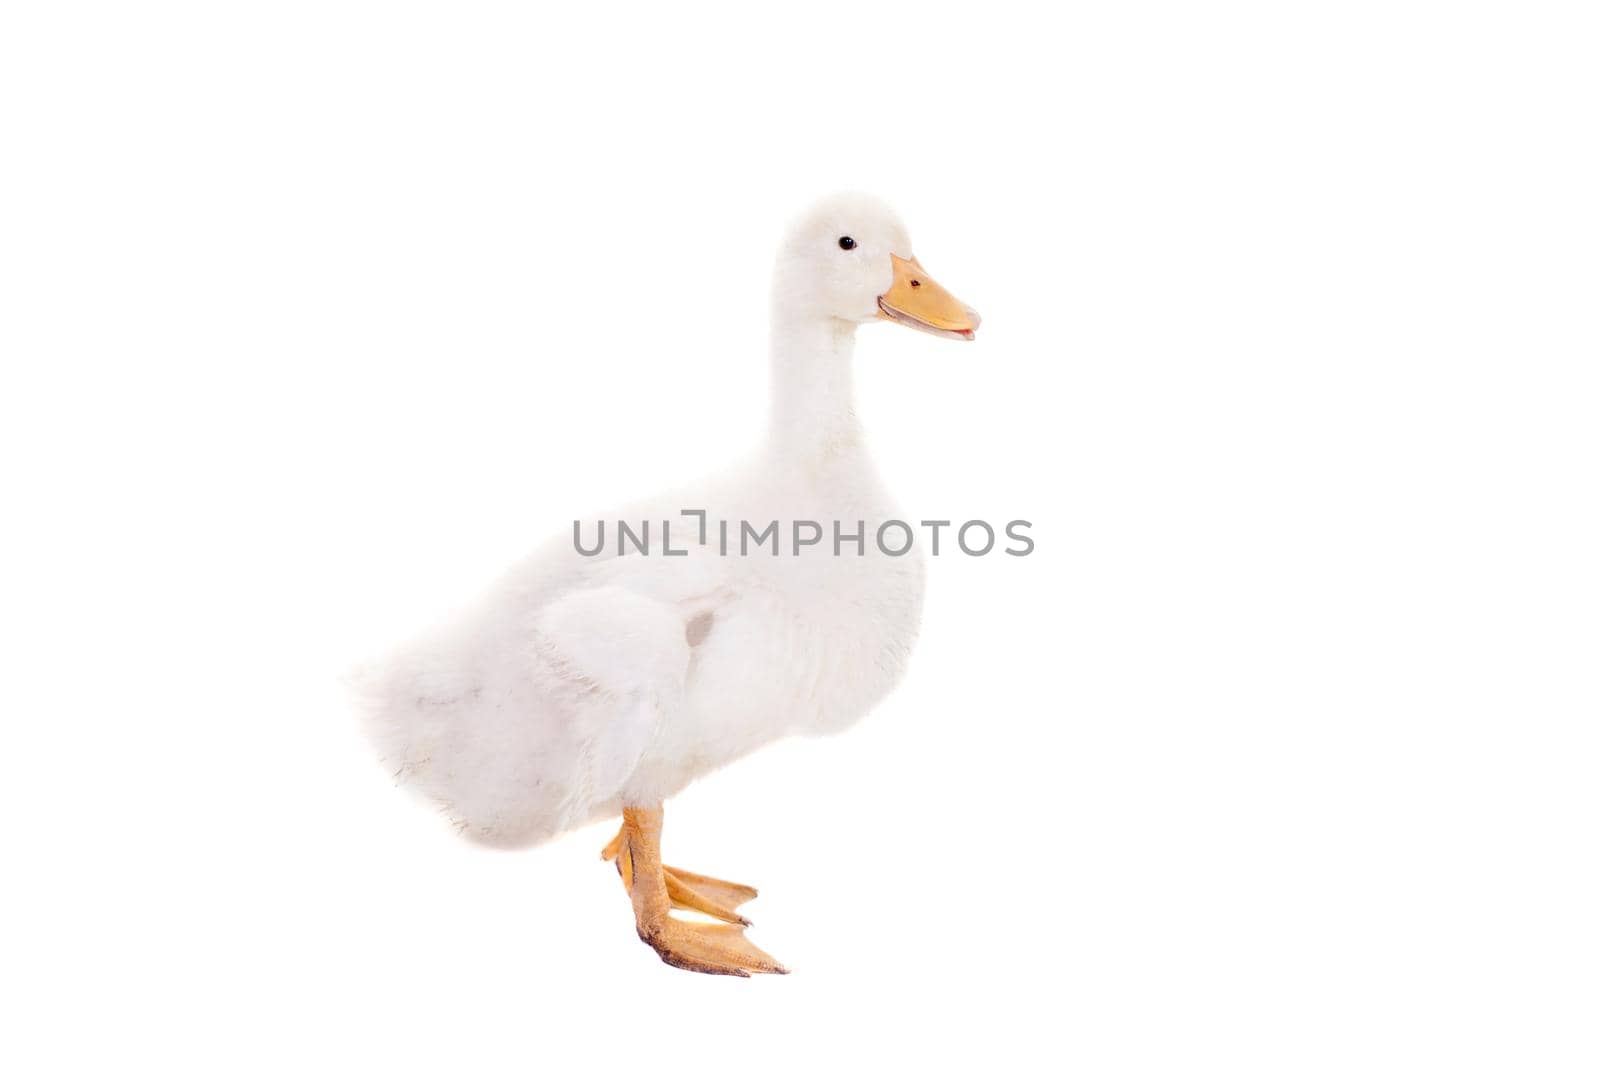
[765,311,864,467]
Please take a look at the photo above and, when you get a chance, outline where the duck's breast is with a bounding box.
[641,546,925,783]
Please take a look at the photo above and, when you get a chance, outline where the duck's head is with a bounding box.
[773,192,980,341]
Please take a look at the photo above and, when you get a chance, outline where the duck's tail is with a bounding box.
[350,630,574,850]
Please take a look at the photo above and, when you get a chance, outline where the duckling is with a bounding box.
[360,193,980,975]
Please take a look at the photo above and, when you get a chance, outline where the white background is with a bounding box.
[3,2,1597,1063]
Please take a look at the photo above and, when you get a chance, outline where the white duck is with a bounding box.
[362,193,980,975]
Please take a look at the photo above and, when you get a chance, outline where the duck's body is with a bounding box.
[361,194,978,975]
[364,451,924,848]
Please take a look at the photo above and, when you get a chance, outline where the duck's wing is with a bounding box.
[532,583,714,802]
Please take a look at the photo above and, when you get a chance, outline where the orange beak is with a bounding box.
[877,254,981,341]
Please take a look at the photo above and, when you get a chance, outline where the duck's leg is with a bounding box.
[606,806,787,976]
[601,825,760,926]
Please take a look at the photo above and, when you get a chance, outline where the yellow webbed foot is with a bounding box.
[606,808,787,976]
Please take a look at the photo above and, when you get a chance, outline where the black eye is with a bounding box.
[837,235,856,250]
